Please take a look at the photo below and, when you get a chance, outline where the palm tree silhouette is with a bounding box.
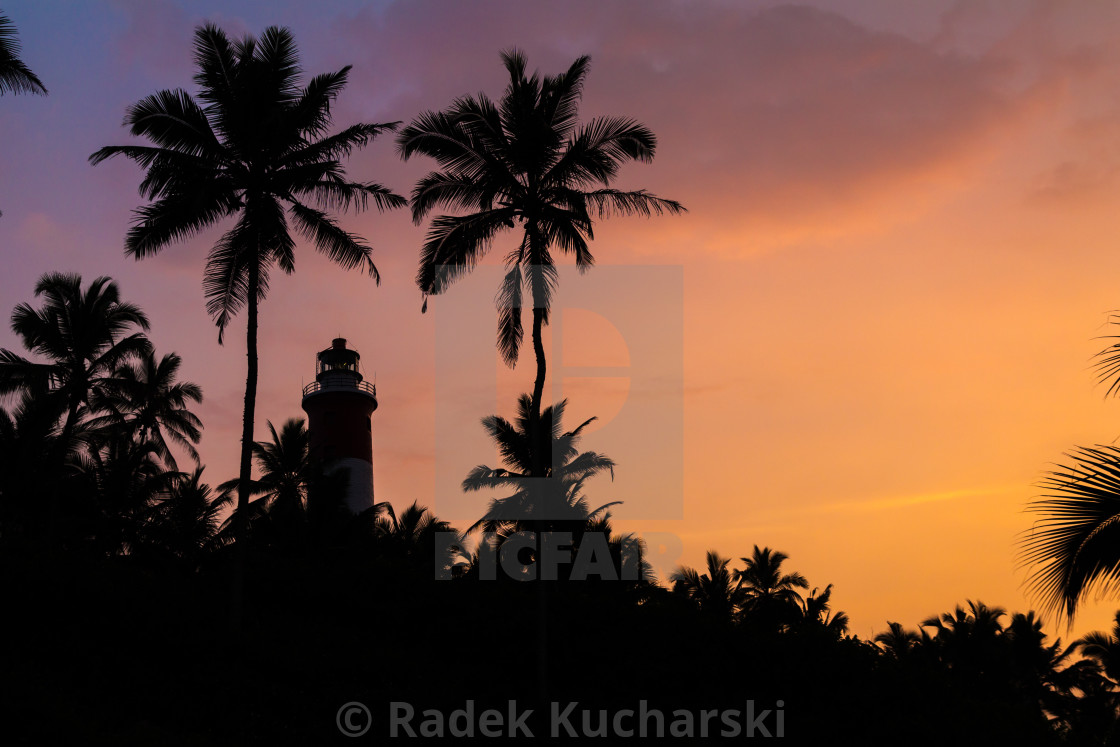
[145,467,231,566]
[461,393,616,707]
[922,600,1007,638]
[74,430,172,556]
[1005,611,1066,676]
[462,394,617,537]
[90,23,403,533]
[920,600,1008,675]
[0,10,46,217]
[1020,445,1120,622]
[247,418,313,517]
[733,545,809,628]
[0,273,151,474]
[0,11,45,95]
[88,350,203,471]
[1018,325,1120,624]
[798,583,850,637]
[1002,610,1085,720]
[1075,610,1120,683]
[220,418,315,533]
[875,621,923,660]
[397,49,684,439]
[669,550,744,621]
[584,512,652,584]
[372,500,462,575]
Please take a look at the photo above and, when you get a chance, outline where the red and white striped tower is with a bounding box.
[300,338,377,514]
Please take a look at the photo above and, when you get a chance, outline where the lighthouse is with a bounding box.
[301,338,378,514]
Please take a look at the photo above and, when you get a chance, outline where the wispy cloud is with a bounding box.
[810,485,1017,514]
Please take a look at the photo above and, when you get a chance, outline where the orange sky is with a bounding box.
[3,0,1120,642]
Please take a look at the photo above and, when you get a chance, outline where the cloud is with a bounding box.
[322,2,1080,259]
[814,485,1015,514]
[1027,160,1120,206]
[601,4,1061,253]
[16,212,73,253]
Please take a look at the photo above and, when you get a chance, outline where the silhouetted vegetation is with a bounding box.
[0,10,45,95]
[397,49,684,436]
[1022,321,1120,624]
[0,269,1115,742]
[89,23,404,543]
[0,8,45,218]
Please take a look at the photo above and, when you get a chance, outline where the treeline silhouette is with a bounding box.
[0,273,1117,744]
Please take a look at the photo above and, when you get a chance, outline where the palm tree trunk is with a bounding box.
[236,264,259,530]
[60,396,81,451]
[530,305,547,466]
[231,259,260,635]
[47,396,82,546]
[529,303,550,714]
[526,224,548,445]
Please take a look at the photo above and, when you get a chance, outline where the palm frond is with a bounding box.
[583,189,687,218]
[495,264,524,366]
[1021,445,1120,623]
[112,88,223,158]
[202,221,260,341]
[288,200,379,282]
[0,12,46,95]
[416,210,515,295]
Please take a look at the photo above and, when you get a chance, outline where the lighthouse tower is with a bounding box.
[301,338,378,514]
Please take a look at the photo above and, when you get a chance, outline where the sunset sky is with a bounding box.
[3,0,1120,642]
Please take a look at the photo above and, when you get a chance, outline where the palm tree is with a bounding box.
[875,621,923,660]
[247,418,314,519]
[145,467,231,566]
[1019,326,1120,624]
[733,545,809,628]
[89,23,404,531]
[0,11,46,95]
[670,550,744,621]
[397,49,684,442]
[798,583,850,637]
[462,393,615,705]
[88,350,203,471]
[74,430,172,556]
[1075,610,1120,683]
[0,10,46,218]
[584,512,652,584]
[0,273,151,469]
[1020,445,1120,623]
[1005,611,1065,677]
[921,600,1007,639]
[920,600,1008,675]
[373,500,460,571]
[1000,609,1092,728]
[462,394,617,539]
[220,418,314,530]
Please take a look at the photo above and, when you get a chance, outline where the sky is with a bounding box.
[3,0,1120,642]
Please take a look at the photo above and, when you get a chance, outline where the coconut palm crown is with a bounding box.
[397,49,684,427]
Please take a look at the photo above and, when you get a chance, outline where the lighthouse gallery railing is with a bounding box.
[302,379,376,397]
